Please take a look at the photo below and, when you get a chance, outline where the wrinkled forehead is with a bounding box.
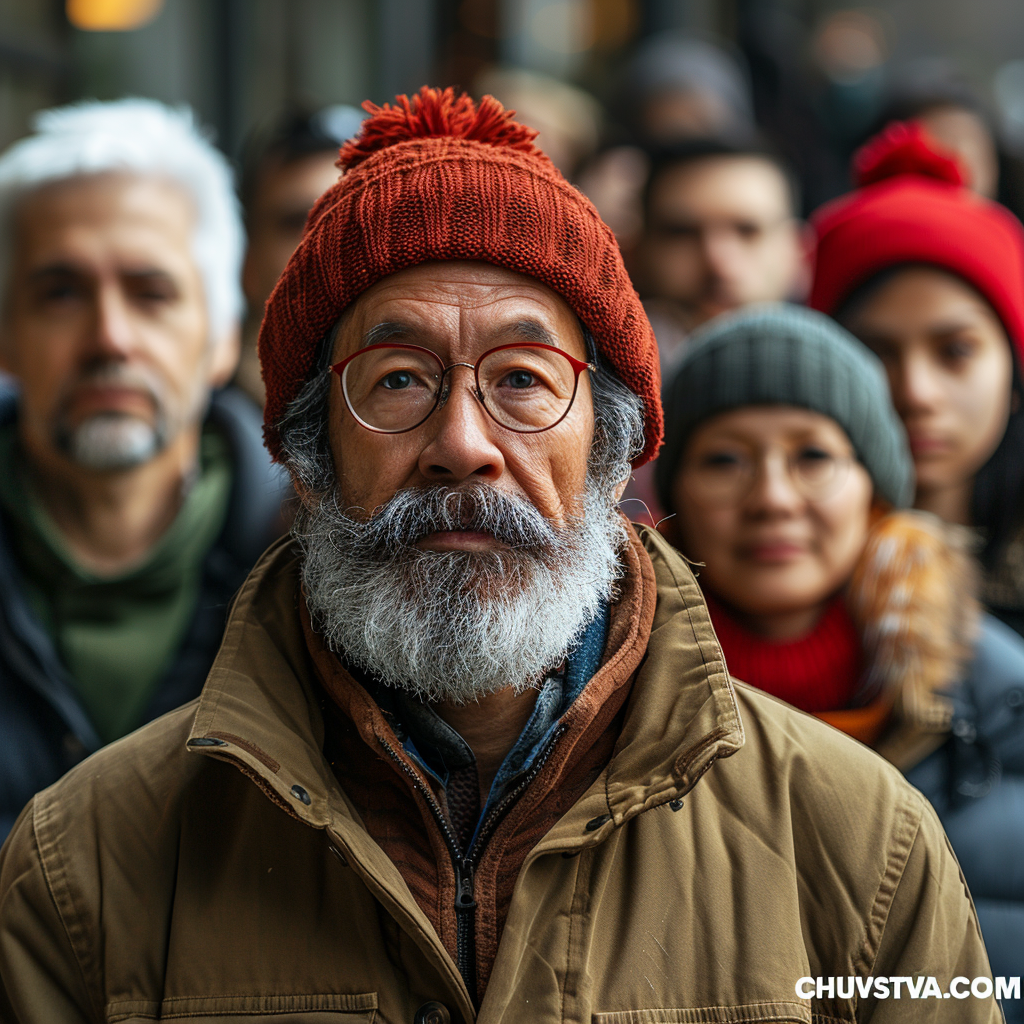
[328,260,589,363]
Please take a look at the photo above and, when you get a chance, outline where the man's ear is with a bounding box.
[208,322,242,388]
[288,472,320,510]
[613,476,630,502]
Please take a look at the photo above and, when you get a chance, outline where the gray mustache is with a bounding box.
[351,484,558,553]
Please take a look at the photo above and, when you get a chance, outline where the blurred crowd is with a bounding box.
[1,25,1024,1014]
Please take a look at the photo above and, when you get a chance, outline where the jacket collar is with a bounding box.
[186,525,745,840]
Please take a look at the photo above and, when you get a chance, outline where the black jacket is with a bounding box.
[906,613,1024,1018]
[0,387,290,840]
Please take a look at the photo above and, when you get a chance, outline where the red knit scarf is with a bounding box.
[705,591,863,713]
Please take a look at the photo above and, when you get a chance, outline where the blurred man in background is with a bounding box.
[579,33,757,251]
[0,99,288,840]
[634,139,808,366]
[621,138,807,525]
[238,106,362,405]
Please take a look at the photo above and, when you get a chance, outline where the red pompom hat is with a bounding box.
[809,120,1024,362]
[259,86,663,466]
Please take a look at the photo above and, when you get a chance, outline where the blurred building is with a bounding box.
[1,0,1024,219]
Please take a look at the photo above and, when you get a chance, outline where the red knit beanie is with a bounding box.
[809,120,1024,363]
[259,86,662,466]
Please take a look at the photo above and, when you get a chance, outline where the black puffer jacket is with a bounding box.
[833,511,1024,1017]
[0,387,290,841]
[905,613,1024,1019]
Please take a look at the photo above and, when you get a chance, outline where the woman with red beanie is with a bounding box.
[810,120,1024,641]
[657,303,1024,1003]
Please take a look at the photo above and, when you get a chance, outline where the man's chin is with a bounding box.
[56,414,164,471]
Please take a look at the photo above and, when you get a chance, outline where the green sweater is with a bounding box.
[0,427,232,744]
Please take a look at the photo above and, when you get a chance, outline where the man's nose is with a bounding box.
[89,285,137,359]
[416,369,506,483]
[701,226,745,276]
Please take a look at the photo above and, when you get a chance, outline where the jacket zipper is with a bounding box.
[378,738,480,995]
[379,723,568,999]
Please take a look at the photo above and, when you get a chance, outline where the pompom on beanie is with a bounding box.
[259,86,663,466]
[655,303,914,512]
[809,120,1024,363]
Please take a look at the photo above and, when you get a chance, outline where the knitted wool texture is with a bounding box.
[655,303,914,511]
[810,120,1024,361]
[259,87,663,466]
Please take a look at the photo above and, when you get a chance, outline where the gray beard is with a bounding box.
[294,481,627,704]
[57,413,165,471]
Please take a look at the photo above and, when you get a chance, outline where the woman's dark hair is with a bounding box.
[838,264,1024,568]
[972,357,1024,569]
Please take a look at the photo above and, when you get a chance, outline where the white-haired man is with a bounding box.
[0,89,999,1023]
[0,99,287,839]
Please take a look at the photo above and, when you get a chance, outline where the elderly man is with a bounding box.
[0,100,287,840]
[0,88,999,1024]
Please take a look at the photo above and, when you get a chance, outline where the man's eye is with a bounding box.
[504,370,536,389]
[734,222,764,240]
[130,282,176,304]
[381,371,414,390]
[658,223,699,240]
[40,283,83,302]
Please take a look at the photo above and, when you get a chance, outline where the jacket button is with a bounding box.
[291,784,311,805]
[585,814,610,831]
[413,1001,451,1024]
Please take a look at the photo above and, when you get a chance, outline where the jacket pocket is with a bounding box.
[592,1000,812,1023]
[106,991,378,1022]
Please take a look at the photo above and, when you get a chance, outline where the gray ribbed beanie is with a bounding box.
[655,303,914,511]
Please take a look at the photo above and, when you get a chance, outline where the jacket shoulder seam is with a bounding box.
[854,786,925,979]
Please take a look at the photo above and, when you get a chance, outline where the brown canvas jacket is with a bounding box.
[0,526,1000,1024]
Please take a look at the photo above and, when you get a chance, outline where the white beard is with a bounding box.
[294,482,627,703]
[63,413,162,470]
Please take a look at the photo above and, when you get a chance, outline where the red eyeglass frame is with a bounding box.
[330,341,596,435]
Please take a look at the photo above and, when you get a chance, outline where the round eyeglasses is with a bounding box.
[331,342,596,435]
[680,446,855,506]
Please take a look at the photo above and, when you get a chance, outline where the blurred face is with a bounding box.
[918,105,998,199]
[242,151,340,312]
[640,156,804,328]
[0,172,235,473]
[844,267,1013,510]
[671,406,874,637]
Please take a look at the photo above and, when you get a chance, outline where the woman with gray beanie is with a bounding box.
[656,302,1024,986]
